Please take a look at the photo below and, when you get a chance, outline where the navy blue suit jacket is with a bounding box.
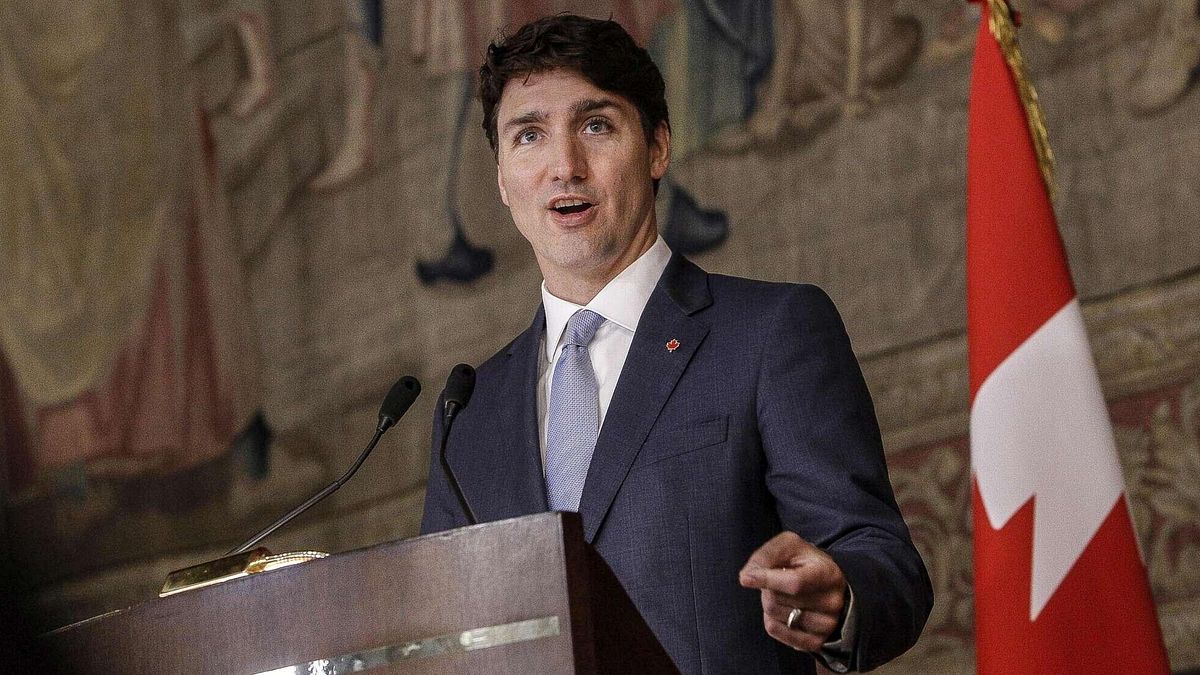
[421,255,932,673]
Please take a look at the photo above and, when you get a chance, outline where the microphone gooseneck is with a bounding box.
[227,375,422,555]
[440,363,478,524]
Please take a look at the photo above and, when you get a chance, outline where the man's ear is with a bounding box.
[496,162,509,206]
[649,121,671,180]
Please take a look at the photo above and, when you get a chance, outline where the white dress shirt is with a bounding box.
[536,236,672,463]
[534,235,855,668]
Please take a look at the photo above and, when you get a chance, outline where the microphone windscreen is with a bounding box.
[443,364,476,409]
[380,376,422,422]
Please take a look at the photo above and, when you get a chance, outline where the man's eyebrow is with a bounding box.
[501,99,619,133]
[572,98,619,117]
[502,110,547,132]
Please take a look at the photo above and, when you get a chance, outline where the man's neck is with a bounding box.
[544,277,610,306]
[542,231,658,305]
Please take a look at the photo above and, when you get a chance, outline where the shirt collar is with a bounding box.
[541,236,672,361]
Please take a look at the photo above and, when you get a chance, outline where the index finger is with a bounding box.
[742,562,837,605]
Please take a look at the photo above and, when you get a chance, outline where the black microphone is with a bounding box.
[439,364,477,524]
[228,376,422,555]
[378,376,422,433]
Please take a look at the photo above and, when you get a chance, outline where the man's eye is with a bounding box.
[584,119,610,134]
[517,130,540,144]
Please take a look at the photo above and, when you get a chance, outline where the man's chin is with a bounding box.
[542,248,607,275]
[536,243,621,282]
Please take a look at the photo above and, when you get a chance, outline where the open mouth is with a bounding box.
[550,199,594,215]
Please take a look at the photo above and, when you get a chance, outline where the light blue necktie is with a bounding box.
[545,309,607,512]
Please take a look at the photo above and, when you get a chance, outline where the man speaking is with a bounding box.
[420,14,932,674]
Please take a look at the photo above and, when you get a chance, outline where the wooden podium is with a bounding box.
[45,513,679,674]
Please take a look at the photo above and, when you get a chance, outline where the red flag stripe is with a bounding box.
[966,0,1075,402]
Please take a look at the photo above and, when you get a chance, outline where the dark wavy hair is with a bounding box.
[479,14,670,156]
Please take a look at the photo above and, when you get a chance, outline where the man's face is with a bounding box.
[495,68,670,295]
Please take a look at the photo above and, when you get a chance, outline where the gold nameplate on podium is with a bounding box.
[160,548,328,597]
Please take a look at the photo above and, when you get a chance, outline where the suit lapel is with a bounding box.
[450,307,549,521]
[577,255,712,542]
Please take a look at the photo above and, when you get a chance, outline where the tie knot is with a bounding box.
[562,309,606,347]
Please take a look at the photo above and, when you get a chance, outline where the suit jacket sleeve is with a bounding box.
[757,284,933,671]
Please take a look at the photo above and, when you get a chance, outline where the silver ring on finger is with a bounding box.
[786,607,804,630]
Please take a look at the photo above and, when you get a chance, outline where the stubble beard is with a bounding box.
[539,229,622,281]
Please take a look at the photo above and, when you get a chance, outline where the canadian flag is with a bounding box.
[966,1,1171,673]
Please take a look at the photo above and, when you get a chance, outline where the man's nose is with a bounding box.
[550,134,588,183]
